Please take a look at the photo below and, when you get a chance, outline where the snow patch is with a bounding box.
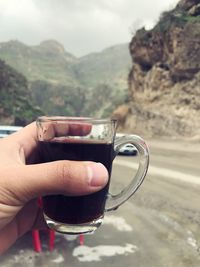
[103,215,133,232]
[51,254,65,263]
[73,243,138,262]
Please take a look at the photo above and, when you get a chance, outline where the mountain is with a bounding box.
[0,40,131,120]
[0,40,131,89]
[0,40,78,85]
[113,0,200,139]
[0,59,41,125]
[74,44,131,90]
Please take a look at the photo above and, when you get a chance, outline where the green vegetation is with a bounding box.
[0,59,42,125]
[30,80,88,116]
[181,15,200,23]
[155,9,200,33]
[74,44,131,89]
[0,40,131,89]
[84,83,128,118]
[0,40,78,85]
[30,80,128,118]
[0,40,130,121]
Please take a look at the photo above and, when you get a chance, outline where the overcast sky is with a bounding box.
[0,0,180,56]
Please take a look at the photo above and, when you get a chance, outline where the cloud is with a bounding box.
[0,0,179,56]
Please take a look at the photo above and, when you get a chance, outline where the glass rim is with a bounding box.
[37,116,117,124]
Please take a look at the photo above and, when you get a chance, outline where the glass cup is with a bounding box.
[36,116,149,234]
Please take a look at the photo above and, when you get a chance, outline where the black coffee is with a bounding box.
[38,140,114,224]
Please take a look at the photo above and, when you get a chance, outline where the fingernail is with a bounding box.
[86,163,109,187]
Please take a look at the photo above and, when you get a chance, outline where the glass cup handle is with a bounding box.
[105,135,149,211]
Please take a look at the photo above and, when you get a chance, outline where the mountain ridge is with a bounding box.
[0,39,131,89]
[0,39,131,121]
[0,59,41,125]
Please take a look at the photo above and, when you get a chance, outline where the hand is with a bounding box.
[0,122,108,254]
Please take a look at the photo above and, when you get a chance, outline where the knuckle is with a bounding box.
[55,161,72,188]
[54,161,88,195]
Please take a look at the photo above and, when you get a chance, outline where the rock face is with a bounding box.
[0,59,41,125]
[113,0,200,138]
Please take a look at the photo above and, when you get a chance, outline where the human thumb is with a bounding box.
[4,161,109,204]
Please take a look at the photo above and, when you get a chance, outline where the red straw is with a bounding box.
[79,234,84,245]
[32,230,42,252]
[49,230,55,251]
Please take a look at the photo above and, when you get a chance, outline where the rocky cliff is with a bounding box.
[0,59,41,125]
[113,0,200,139]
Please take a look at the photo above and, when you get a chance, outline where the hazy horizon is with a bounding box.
[0,0,179,56]
[0,38,130,58]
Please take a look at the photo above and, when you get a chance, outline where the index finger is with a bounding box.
[67,122,92,136]
[39,120,92,141]
[3,122,38,159]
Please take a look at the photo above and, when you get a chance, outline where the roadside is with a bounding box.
[146,137,200,153]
